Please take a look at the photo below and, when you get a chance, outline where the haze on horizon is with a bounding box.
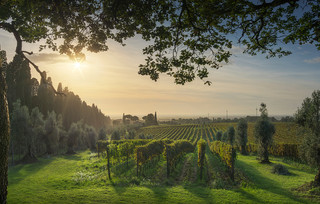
[1,30,319,119]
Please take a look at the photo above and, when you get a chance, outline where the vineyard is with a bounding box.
[91,122,304,188]
[138,122,302,145]
[8,122,319,203]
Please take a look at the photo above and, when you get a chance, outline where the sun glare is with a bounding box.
[74,62,81,69]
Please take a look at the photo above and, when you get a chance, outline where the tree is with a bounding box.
[98,128,107,140]
[6,55,32,110]
[30,107,44,148]
[85,126,97,151]
[0,50,10,204]
[227,126,235,146]
[295,90,320,186]
[1,0,319,202]
[236,119,248,155]
[254,103,275,163]
[37,74,55,116]
[142,113,157,126]
[43,111,60,155]
[216,130,222,141]
[67,121,83,155]
[10,100,31,162]
[111,130,121,141]
[127,130,136,139]
[222,131,228,142]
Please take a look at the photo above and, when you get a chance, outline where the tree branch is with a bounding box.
[0,22,65,96]
[248,0,299,10]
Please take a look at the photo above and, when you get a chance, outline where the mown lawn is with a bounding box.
[8,151,319,203]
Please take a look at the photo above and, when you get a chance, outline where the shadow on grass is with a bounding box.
[61,153,82,161]
[233,188,264,203]
[8,157,54,186]
[236,159,309,203]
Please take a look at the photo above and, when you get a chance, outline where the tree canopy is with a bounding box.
[295,90,320,185]
[0,0,319,84]
[254,103,275,163]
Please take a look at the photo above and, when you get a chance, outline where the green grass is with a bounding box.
[8,151,320,203]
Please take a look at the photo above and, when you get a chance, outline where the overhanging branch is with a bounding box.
[0,22,65,96]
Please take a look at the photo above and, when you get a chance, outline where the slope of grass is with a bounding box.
[8,151,319,203]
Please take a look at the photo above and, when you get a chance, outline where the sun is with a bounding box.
[74,62,81,69]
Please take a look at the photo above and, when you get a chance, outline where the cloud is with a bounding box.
[230,45,245,55]
[304,57,320,64]
[28,53,69,64]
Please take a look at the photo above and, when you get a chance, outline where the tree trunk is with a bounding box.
[11,142,14,166]
[314,168,320,186]
[97,143,100,158]
[261,144,270,163]
[241,145,247,155]
[136,152,139,177]
[230,148,235,182]
[106,146,111,181]
[46,142,52,155]
[167,148,170,178]
[0,67,10,204]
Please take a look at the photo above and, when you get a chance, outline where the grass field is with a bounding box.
[8,150,319,203]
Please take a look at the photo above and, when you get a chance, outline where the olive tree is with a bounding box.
[254,103,275,163]
[227,126,235,146]
[236,119,248,155]
[67,121,83,155]
[43,111,60,155]
[295,90,320,186]
[10,100,31,162]
[30,107,44,156]
[111,130,121,141]
[215,130,223,141]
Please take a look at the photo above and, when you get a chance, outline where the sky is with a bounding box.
[1,30,320,119]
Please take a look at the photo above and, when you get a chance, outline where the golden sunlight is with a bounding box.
[74,62,81,69]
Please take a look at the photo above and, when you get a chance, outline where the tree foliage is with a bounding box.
[1,1,319,85]
[236,119,248,155]
[142,113,158,126]
[226,126,235,146]
[295,90,320,185]
[111,130,121,141]
[43,111,61,155]
[67,121,83,154]
[10,100,31,159]
[216,130,222,141]
[98,128,107,140]
[296,90,320,136]
[254,103,275,163]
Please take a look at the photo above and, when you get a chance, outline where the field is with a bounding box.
[8,150,319,203]
[138,122,302,144]
[8,122,319,203]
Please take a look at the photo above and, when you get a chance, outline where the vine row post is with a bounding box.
[106,144,111,181]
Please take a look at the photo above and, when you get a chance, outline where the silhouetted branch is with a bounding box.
[0,22,65,96]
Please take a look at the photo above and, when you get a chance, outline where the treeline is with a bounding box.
[6,54,111,131]
[10,100,101,163]
[160,115,293,125]
[5,54,111,163]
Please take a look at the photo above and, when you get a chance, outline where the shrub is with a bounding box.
[271,164,290,175]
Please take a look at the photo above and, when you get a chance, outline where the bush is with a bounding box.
[271,164,290,175]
